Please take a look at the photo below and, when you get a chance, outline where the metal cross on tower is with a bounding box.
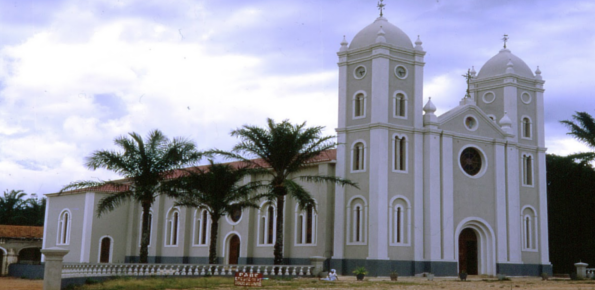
[378,0,385,17]
[462,69,472,98]
[502,34,509,49]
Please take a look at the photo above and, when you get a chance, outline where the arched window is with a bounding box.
[194,207,210,246]
[138,210,152,247]
[521,206,538,251]
[393,135,407,171]
[522,154,533,186]
[57,209,71,245]
[352,142,365,172]
[295,203,317,245]
[353,92,366,118]
[165,208,180,246]
[521,116,532,139]
[394,92,407,118]
[258,202,276,246]
[347,197,367,245]
[389,197,411,246]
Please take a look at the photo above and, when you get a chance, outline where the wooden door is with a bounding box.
[458,228,478,275]
[100,237,111,263]
[228,235,240,265]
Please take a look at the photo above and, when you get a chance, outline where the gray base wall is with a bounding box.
[497,263,553,276]
[330,259,457,276]
[125,256,312,266]
[8,264,44,279]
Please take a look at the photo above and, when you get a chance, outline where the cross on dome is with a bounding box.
[502,34,509,49]
[377,0,385,17]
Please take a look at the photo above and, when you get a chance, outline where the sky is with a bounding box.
[0,0,594,196]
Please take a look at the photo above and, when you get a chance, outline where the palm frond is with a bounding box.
[298,175,359,189]
[284,179,316,211]
[561,112,595,148]
[97,192,134,217]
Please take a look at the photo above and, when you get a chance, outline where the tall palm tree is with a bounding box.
[162,160,263,264]
[213,119,358,264]
[60,130,201,263]
[0,189,27,225]
[561,111,595,162]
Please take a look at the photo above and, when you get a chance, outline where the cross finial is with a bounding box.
[462,69,472,98]
[377,0,385,17]
[502,34,509,49]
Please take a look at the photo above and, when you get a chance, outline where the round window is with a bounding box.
[395,66,408,79]
[464,116,477,131]
[521,92,532,104]
[354,66,366,79]
[483,92,495,104]
[229,206,242,223]
[460,147,482,176]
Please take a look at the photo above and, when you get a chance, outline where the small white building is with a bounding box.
[43,14,551,276]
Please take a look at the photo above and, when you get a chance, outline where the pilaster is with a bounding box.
[413,132,424,260]
[505,143,522,262]
[332,133,347,259]
[423,129,441,260]
[368,127,389,260]
[338,55,348,129]
[537,151,550,264]
[494,143,508,262]
[503,85,518,142]
[441,134,454,260]
[371,48,389,124]
[413,54,424,128]
[79,192,95,263]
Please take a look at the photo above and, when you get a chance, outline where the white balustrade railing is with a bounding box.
[587,268,595,279]
[62,263,313,279]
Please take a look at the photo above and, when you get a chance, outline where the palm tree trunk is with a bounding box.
[274,195,285,265]
[209,216,220,264]
[139,202,151,263]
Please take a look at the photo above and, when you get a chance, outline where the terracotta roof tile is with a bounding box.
[0,225,43,239]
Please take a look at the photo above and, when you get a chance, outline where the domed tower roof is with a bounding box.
[477,48,534,79]
[349,17,413,50]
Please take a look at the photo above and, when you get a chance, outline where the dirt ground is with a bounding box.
[1,276,595,290]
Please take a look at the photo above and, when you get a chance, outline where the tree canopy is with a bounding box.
[0,189,45,226]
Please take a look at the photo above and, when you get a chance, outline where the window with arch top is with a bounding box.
[138,210,153,247]
[353,92,366,119]
[522,153,534,186]
[295,203,317,245]
[347,197,367,245]
[521,116,532,139]
[393,135,407,171]
[258,202,276,246]
[165,208,180,246]
[389,197,410,246]
[352,142,365,172]
[521,206,538,251]
[57,209,71,245]
[394,92,407,118]
[194,207,210,246]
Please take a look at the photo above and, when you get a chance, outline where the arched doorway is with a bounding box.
[228,235,240,265]
[18,248,42,264]
[458,228,478,274]
[0,247,4,275]
[99,237,112,263]
[455,218,496,275]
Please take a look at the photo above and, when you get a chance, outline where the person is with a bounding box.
[320,269,338,281]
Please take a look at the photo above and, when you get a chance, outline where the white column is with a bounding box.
[79,192,95,263]
[503,85,518,142]
[413,132,424,261]
[332,133,347,260]
[371,48,389,124]
[41,248,69,290]
[535,87,545,148]
[367,127,389,260]
[537,150,550,264]
[41,197,51,263]
[506,144,522,262]
[494,142,508,263]
[338,55,348,129]
[441,134,454,261]
[413,53,425,128]
[423,130,441,260]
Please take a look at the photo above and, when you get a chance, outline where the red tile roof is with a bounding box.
[0,225,43,239]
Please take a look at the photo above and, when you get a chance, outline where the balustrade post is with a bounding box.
[41,248,69,290]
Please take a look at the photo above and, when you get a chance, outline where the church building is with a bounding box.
[43,11,551,277]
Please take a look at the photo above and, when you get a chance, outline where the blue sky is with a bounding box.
[0,0,594,195]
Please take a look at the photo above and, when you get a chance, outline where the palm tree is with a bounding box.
[0,189,27,225]
[162,160,262,264]
[213,119,358,264]
[60,130,201,263]
[561,111,595,162]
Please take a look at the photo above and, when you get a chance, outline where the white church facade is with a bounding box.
[43,14,551,276]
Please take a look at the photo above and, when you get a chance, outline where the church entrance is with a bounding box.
[228,235,240,265]
[458,228,478,275]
